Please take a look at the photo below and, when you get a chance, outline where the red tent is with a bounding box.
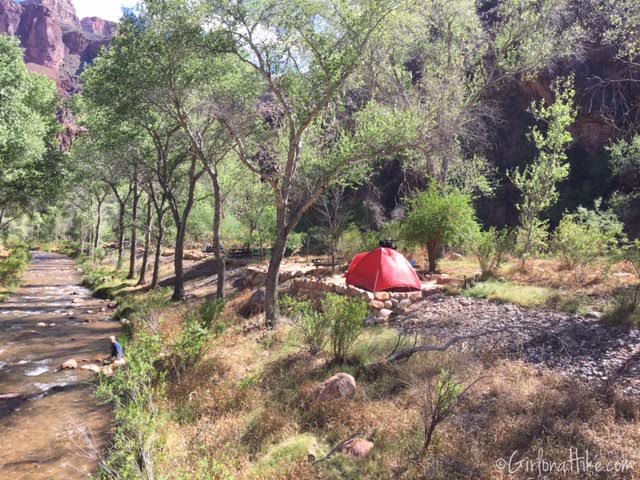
[346,247,421,292]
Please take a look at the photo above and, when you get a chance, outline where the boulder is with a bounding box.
[340,438,374,458]
[312,372,356,401]
[60,358,78,370]
[36,322,47,327]
[377,309,393,320]
[239,288,266,318]
[383,300,393,309]
[370,300,385,310]
[398,299,412,309]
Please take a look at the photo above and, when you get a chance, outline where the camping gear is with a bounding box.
[346,247,421,292]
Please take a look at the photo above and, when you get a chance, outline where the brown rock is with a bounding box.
[377,308,393,319]
[374,291,390,301]
[383,300,393,309]
[370,300,385,310]
[340,438,374,458]
[80,364,101,374]
[313,373,356,401]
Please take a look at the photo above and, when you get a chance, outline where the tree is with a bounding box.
[313,186,351,272]
[399,185,478,272]
[212,0,417,326]
[510,76,577,261]
[0,36,65,229]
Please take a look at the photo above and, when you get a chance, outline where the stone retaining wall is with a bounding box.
[289,277,444,321]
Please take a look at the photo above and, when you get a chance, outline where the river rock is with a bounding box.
[312,372,356,401]
[36,322,47,327]
[80,364,102,374]
[60,359,78,370]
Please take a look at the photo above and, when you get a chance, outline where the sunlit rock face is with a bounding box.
[3,0,116,95]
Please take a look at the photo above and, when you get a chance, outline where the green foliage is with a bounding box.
[474,228,512,280]
[400,185,479,271]
[96,331,165,479]
[280,296,330,355]
[0,36,64,221]
[0,245,30,293]
[323,293,370,362]
[604,291,640,328]
[511,76,577,260]
[174,299,225,372]
[464,280,553,309]
[552,202,624,279]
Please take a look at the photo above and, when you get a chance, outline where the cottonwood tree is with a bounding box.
[211,0,417,326]
[0,36,65,230]
[511,76,577,261]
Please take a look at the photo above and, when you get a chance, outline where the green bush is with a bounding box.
[96,331,165,479]
[474,227,512,280]
[400,185,479,272]
[552,203,624,279]
[173,299,225,372]
[0,245,30,289]
[281,296,330,355]
[604,290,640,328]
[323,293,369,362]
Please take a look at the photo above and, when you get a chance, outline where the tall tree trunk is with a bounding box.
[172,221,187,301]
[211,172,225,300]
[93,201,102,262]
[138,199,153,286]
[128,180,140,280]
[264,226,289,327]
[151,218,164,289]
[116,202,126,271]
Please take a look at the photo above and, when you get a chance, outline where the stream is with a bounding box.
[0,252,119,479]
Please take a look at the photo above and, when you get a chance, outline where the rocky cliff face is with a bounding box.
[1,0,115,95]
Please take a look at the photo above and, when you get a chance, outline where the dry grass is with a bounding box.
[151,306,640,479]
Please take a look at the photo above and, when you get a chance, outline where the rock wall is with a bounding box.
[1,0,116,95]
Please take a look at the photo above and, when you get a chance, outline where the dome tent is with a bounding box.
[346,247,421,292]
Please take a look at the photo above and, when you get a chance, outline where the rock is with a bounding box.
[72,298,83,304]
[80,364,101,374]
[377,308,393,319]
[48,323,55,327]
[36,322,47,327]
[239,288,266,318]
[60,359,78,370]
[340,438,374,458]
[398,299,412,309]
[374,291,390,301]
[0,393,22,400]
[383,300,393,309]
[312,373,356,401]
[370,300,385,310]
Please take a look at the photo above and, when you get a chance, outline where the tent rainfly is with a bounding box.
[346,247,421,292]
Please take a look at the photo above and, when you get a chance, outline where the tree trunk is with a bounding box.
[172,221,187,301]
[93,201,102,262]
[138,199,152,286]
[116,202,126,271]
[264,229,289,328]
[427,241,439,273]
[151,218,164,289]
[128,180,140,280]
[211,173,225,300]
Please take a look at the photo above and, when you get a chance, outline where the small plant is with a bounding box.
[604,291,640,328]
[474,227,512,280]
[323,293,369,362]
[281,296,330,355]
[422,370,478,453]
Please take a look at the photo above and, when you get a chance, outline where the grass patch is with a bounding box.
[464,280,553,308]
[464,279,588,313]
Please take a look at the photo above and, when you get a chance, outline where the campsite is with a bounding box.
[1,0,640,478]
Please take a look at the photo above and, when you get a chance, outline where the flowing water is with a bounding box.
[0,252,119,479]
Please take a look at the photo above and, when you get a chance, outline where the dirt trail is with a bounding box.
[0,252,119,479]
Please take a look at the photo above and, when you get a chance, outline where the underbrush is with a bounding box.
[0,244,30,299]
[464,279,589,313]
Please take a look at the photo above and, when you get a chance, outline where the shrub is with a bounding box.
[400,185,479,272]
[603,291,640,328]
[281,296,330,355]
[474,227,512,280]
[173,300,225,373]
[552,202,624,279]
[422,370,465,453]
[323,293,369,362]
[0,245,30,288]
